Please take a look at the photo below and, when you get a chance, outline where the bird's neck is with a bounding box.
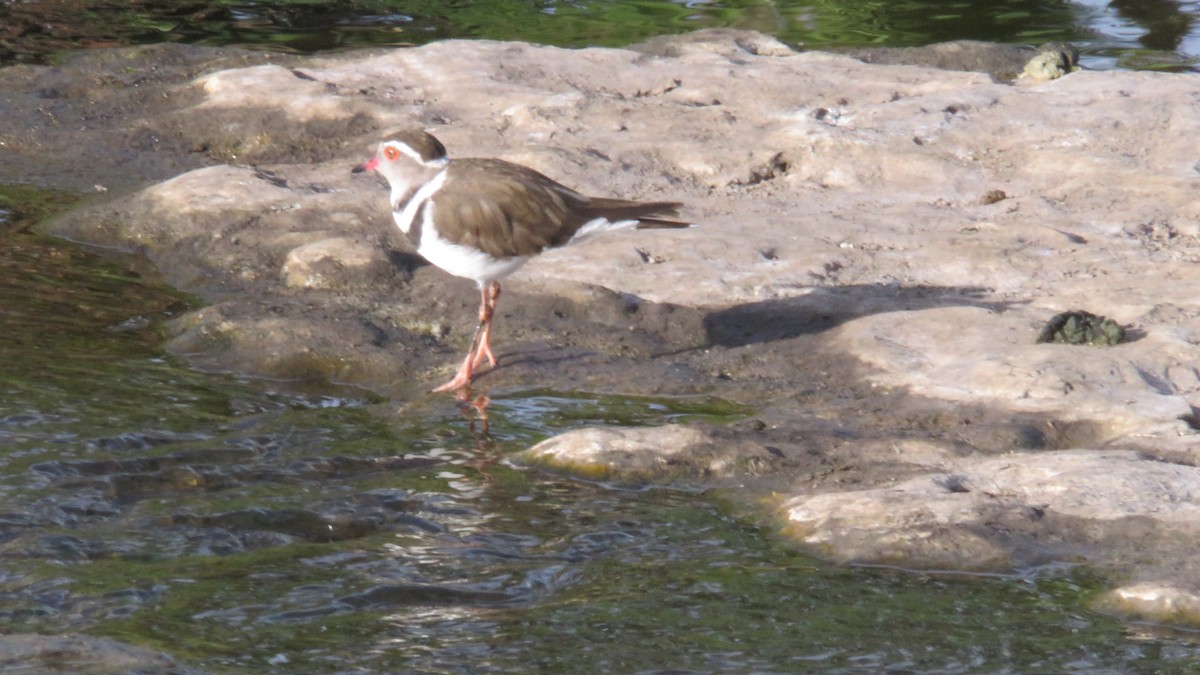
[391,183,422,216]
[392,167,450,239]
[389,166,442,215]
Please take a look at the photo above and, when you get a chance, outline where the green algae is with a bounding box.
[485,389,753,436]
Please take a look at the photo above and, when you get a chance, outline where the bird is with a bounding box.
[352,129,688,395]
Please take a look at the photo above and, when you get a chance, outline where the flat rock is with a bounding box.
[782,449,1200,562]
[781,449,1200,624]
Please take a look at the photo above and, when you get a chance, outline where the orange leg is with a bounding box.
[470,283,500,370]
[433,282,501,394]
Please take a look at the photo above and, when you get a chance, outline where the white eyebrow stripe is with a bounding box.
[392,141,449,168]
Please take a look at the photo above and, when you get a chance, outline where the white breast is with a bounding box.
[415,199,531,286]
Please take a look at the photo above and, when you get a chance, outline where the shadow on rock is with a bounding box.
[703,284,1016,348]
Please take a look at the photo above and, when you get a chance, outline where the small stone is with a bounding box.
[1019,45,1079,81]
[1036,310,1127,346]
[979,189,1007,205]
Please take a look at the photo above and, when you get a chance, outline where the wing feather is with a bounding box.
[438,158,685,258]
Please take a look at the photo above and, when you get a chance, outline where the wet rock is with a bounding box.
[519,424,784,482]
[0,634,194,674]
[1097,582,1200,627]
[844,40,1080,83]
[631,27,797,58]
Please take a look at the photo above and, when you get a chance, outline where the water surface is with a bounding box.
[4,1,1200,667]
[2,193,1200,672]
[2,0,1199,71]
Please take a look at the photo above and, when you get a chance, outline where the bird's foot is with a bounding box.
[432,373,472,393]
[432,360,476,393]
[434,351,498,394]
[470,342,497,370]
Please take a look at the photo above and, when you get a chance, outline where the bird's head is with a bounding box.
[352,130,449,195]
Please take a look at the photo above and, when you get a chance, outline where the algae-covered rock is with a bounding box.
[1019,43,1080,81]
[1037,310,1126,346]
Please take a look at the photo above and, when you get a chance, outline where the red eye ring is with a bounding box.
[383,146,400,160]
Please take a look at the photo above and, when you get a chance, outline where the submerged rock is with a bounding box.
[843,39,1078,81]
[0,634,195,674]
[520,424,784,482]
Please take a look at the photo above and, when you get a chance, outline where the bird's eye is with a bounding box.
[383,146,400,160]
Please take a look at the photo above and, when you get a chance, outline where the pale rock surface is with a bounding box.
[781,449,1200,625]
[282,236,388,289]
[783,448,1200,556]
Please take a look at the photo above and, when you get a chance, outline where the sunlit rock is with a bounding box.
[1098,583,1200,627]
[282,236,387,290]
[520,425,780,481]
[781,449,1200,622]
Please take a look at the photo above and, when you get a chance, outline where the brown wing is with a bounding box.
[437,159,684,259]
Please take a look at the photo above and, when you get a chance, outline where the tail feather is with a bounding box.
[635,216,691,229]
[586,198,690,229]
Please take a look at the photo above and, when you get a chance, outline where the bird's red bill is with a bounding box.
[352,156,380,174]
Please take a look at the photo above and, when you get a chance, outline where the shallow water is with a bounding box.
[2,0,1199,72]
[4,194,1200,672]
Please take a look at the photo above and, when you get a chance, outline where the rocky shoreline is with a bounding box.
[6,29,1200,627]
